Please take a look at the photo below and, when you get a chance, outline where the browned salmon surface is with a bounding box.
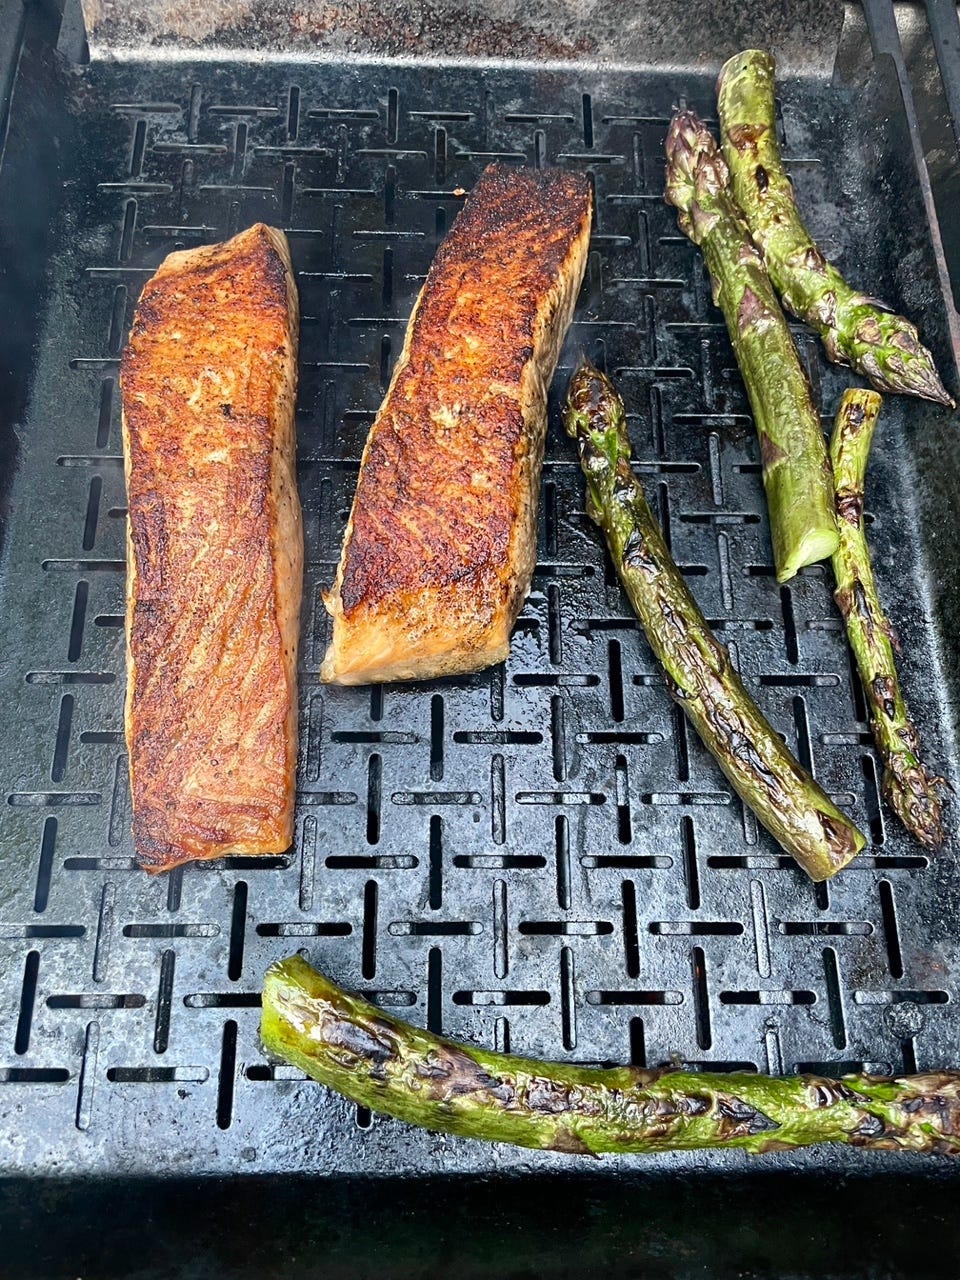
[121,223,302,872]
[321,162,593,685]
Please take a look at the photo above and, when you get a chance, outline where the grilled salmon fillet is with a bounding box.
[321,162,593,685]
[121,223,302,872]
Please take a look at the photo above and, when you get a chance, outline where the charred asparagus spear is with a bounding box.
[717,49,953,407]
[565,361,863,881]
[665,109,839,583]
[830,389,945,847]
[262,953,960,1156]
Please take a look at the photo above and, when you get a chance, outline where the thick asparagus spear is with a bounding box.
[717,49,953,408]
[830,389,945,847]
[565,361,863,881]
[665,109,839,583]
[262,954,960,1156]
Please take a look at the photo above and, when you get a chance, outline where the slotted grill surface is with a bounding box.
[0,57,958,1176]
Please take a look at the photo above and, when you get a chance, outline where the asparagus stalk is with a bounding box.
[830,389,945,847]
[262,954,960,1156]
[665,109,839,583]
[564,361,864,881]
[717,49,954,408]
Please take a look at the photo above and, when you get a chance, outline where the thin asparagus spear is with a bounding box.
[564,361,863,881]
[717,49,954,408]
[665,109,839,583]
[262,954,960,1156]
[830,389,945,847]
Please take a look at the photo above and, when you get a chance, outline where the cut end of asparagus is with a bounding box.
[774,524,840,584]
[806,814,867,882]
[717,48,776,102]
[829,387,883,487]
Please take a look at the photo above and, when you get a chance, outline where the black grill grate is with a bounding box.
[0,56,958,1177]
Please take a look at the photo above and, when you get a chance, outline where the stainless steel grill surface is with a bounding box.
[0,50,959,1179]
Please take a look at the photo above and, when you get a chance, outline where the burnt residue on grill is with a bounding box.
[81,0,846,66]
[83,0,599,59]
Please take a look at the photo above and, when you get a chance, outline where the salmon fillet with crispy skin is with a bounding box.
[321,162,593,686]
[121,223,302,872]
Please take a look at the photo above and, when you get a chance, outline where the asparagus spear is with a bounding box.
[564,361,864,881]
[262,954,960,1156]
[664,109,839,583]
[717,49,954,408]
[830,389,945,847]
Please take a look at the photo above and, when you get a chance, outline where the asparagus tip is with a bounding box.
[852,311,956,406]
[664,109,728,220]
[897,362,955,409]
[563,361,633,475]
[884,763,946,850]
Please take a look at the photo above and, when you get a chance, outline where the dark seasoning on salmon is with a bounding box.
[321,162,594,685]
[119,166,591,871]
[121,223,303,872]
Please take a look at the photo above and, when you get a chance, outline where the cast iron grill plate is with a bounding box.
[0,56,957,1176]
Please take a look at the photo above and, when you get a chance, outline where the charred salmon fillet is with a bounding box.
[121,223,302,872]
[321,162,593,685]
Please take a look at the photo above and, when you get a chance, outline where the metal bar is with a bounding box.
[862,0,960,377]
[925,0,960,155]
[0,0,26,166]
